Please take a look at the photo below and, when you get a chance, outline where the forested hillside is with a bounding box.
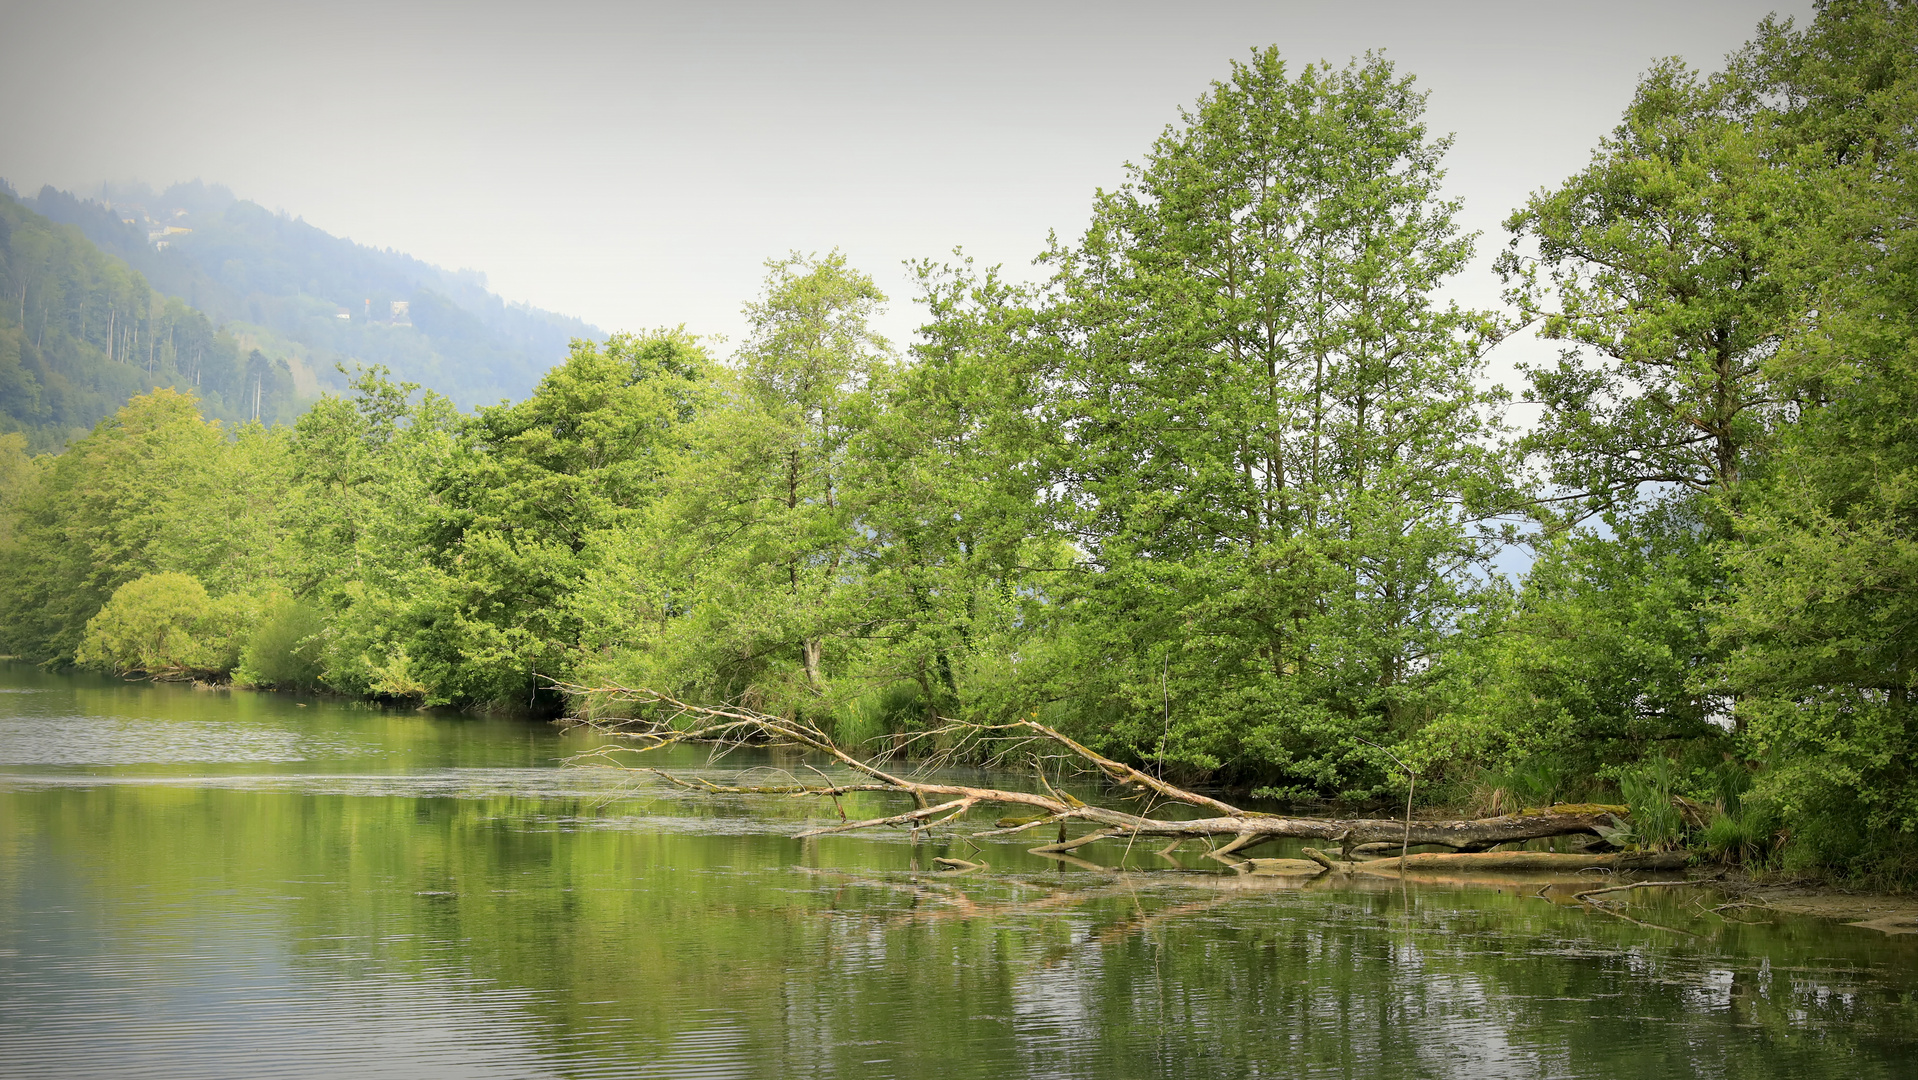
[0,190,299,450]
[3,2,1913,885]
[25,180,598,408]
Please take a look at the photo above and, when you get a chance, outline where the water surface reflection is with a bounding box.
[1,664,1913,1079]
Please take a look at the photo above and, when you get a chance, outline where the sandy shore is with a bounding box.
[1717,880,1918,934]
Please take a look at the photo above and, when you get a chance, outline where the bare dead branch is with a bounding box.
[557,685,1641,858]
[1574,879,1701,903]
[973,814,1068,839]
[793,798,975,838]
[639,767,895,798]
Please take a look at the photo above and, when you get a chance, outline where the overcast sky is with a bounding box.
[2,0,1815,377]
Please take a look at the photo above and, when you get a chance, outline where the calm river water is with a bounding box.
[2,662,1915,1079]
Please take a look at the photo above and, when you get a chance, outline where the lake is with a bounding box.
[2,661,1915,1078]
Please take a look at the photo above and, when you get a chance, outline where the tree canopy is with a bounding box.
[5,0,1916,885]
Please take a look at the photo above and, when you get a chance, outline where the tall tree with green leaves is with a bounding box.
[1474,31,1813,768]
[1712,0,1918,876]
[629,253,893,713]
[419,330,715,707]
[1036,49,1512,793]
[740,252,892,693]
[831,256,1066,727]
[0,388,286,662]
[1499,58,1803,529]
[279,367,460,698]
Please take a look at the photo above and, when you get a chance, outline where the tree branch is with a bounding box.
[561,685,1631,857]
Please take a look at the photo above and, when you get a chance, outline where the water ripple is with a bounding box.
[0,717,364,765]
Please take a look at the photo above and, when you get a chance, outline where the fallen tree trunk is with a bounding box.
[562,687,1627,859]
[1342,851,1691,875]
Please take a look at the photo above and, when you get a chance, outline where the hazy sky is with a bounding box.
[2,0,1816,373]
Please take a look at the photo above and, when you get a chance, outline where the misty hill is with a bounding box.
[25,181,600,409]
[0,189,301,451]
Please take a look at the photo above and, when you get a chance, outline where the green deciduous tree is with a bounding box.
[1471,0,1918,881]
[1034,49,1513,793]
[626,253,893,715]
[1712,0,1918,877]
[425,330,715,707]
[1474,22,1813,787]
[279,366,460,698]
[1499,59,1801,528]
[830,257,1067,730]
[0,388,284,661]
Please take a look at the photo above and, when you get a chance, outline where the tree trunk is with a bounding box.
[563,687,1631,861]
[1340,851,1690,874]
[801,638,824,689]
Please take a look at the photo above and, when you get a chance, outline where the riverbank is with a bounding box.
[1715,878,1918,935]
[27,661,1918,932]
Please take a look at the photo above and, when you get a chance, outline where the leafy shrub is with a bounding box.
[1757,763,1918,887]
[235,596,326,690]
[76,573,253,678]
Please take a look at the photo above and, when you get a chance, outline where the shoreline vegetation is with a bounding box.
[562,682,1915,930]
[3,4,1917,891]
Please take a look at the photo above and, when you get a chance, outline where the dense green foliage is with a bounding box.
[76,571,258,678]
[0,190,300,450]
[1710,0,1918,878]
[235,595,326,690]
[1031,53,1512,796]
[0,388,285,661]
[1479,0,1918,882]
[3,2,1915,882]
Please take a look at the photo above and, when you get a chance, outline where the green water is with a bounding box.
[2,663,1915,1079]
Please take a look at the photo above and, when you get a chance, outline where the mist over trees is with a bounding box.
[2,1,1914,884]
[22,179,597,409]
[0,168,602,451]
[0,191,299,449]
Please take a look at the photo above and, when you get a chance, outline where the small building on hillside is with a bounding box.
[149,225,191,250]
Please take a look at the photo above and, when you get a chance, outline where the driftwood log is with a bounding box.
[563,688,1653,872]
[1343,851,1690,874]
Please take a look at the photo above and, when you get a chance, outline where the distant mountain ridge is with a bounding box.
[24,180,600,409]
[0,186,304,450]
